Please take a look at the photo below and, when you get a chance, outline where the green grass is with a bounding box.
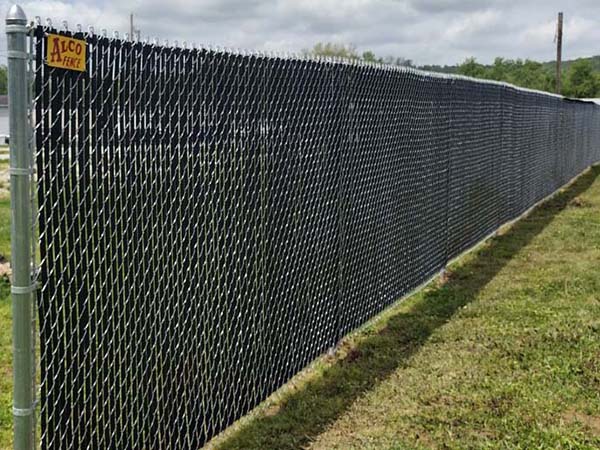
[211,166,600,450]
[0,154,26,450]
[0,156,12,448]
[0,187,10,449]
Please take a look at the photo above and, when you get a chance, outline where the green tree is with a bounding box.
[457,57,487,78]
[488,57,508,81]
[306,43,411,67]
[361,50,380,63]
[304,42,359,60]
[563,59,600,98]
[383,56,413,67]
[457,57,554,93]
[508,59,554,92]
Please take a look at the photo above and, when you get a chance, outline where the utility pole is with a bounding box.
[556,12,563,94]
[129,13,141,42]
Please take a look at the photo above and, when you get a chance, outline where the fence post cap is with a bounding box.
[6,4,26,24]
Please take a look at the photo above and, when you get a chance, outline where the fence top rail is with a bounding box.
[30,17,595,104]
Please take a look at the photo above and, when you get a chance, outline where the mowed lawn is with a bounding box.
[0,156,13,449]
[1,165,600,449]
[212,166,600,450]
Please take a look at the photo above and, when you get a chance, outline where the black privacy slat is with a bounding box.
[33,28,600,449]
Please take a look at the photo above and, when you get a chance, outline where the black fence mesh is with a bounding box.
[32,26,600,449]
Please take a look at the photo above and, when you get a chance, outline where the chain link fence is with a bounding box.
[24,24,600,449]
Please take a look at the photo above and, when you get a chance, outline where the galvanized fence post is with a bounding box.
[6,4,35,450]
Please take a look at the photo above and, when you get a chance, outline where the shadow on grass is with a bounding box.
[214,166,600,450]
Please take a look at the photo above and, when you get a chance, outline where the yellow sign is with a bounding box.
[46,34,86,72]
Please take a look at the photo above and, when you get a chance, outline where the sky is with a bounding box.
[0,0,599,66]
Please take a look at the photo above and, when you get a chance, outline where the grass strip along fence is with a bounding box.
[6,9,600,449]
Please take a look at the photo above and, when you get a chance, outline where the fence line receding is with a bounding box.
[9,17,600,450]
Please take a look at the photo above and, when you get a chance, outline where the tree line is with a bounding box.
[302,42,414,68]
[306,43,600,99]
[455,57,600,99]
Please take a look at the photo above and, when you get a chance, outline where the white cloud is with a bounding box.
[0,0,599,65]
[520,19,556,47]
[565,16,595,43]
[443,10,501,42]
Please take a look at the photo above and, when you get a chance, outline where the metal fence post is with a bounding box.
[6,5,34,450]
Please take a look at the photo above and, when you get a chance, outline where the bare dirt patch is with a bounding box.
[563,410,600,436]
[569,196,590,208]
[436,268,455,287]
[0,254,9,278]
[0,167,8,198]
